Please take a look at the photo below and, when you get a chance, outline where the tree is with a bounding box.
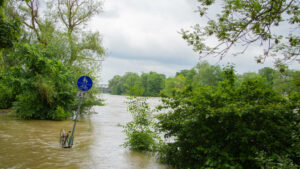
[123,72,140,94]
[109,75,123,95]
[161,74,185,97]
[259,67,277,85]
[176,69,190,77]
[184,68,197,86]
[0,0,104,119]
[237,72,261,85]
[145,72,165,97]
[0,0,23,108]
[193,61,223,86]
[9,43,78,120]
[53,0,104,66]
[156,66,299,168]
[140,73,149,95]
[108,72,166,97]
[9,0,104,68]
[273,69,300,95]
[0,0,21,69]
[182,0,299,67]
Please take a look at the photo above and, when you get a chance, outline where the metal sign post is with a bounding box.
[61,76,93,148]
[68,95,83,147]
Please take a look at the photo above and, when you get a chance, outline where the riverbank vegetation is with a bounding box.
[157,66,299,168]
[123,65,299,168]
[122,0,299,167]
[0,0,104,120]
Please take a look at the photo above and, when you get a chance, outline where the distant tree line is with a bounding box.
[109,61,299,97]
[109,72,165,97]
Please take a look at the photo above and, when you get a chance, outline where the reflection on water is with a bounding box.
[0,94,170,169]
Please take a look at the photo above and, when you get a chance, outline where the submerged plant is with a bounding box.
[122,95,158,152]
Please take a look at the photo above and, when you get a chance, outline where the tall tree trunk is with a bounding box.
[67,29,77,66]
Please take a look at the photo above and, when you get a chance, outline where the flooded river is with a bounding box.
[0,94,170,169]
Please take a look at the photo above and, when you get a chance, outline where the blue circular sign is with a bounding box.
[77,76,93,91]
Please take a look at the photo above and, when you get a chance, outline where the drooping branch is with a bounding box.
[183,0,300,66]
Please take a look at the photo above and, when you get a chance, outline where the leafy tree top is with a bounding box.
[182,0,299,67]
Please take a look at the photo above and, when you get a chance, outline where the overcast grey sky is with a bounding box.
[88,0,299,84]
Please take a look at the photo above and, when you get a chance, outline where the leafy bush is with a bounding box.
[156,67,299,168]
[0,4,20,49]
[0,82,13,108]
[123,96,157,151]
[0,67,23,109]
[10,44,77,120]
[0,0,104,120]
[123,126,156,151]
[255,151,299,169]
[54,105,70,121]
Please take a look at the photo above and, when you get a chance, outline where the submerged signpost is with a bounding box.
[61,76,93,148]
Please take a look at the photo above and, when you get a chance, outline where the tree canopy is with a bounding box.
[182,0,299,67]
[156,66,299,168]
[9,0,104,68]
[0,0,104,120]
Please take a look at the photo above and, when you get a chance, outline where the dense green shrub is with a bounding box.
[123,126,156,151]
[10,44,77,120]
[1,42,102,120]
[156,67,299,168]
[0,0,103,120]
[0,18,20,49]
[0,82,13,108]
[0,0,20,49]
[0,66,23,109]
[54,105,70,121]
[255,151,299,169]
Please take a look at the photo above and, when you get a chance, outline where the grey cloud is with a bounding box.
[100,57,195,83]
[90,0,299,84]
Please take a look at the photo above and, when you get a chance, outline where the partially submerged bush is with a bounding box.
[0,67,23,109]
[123,96,157,151]
[156,67,299,168]
[1,43,102,120]
[123,126,156,151]
[0,82,13,109]
[10,44,77,120]
[54,106,70,121]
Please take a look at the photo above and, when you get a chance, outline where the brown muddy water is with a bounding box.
[0,94,171,169]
